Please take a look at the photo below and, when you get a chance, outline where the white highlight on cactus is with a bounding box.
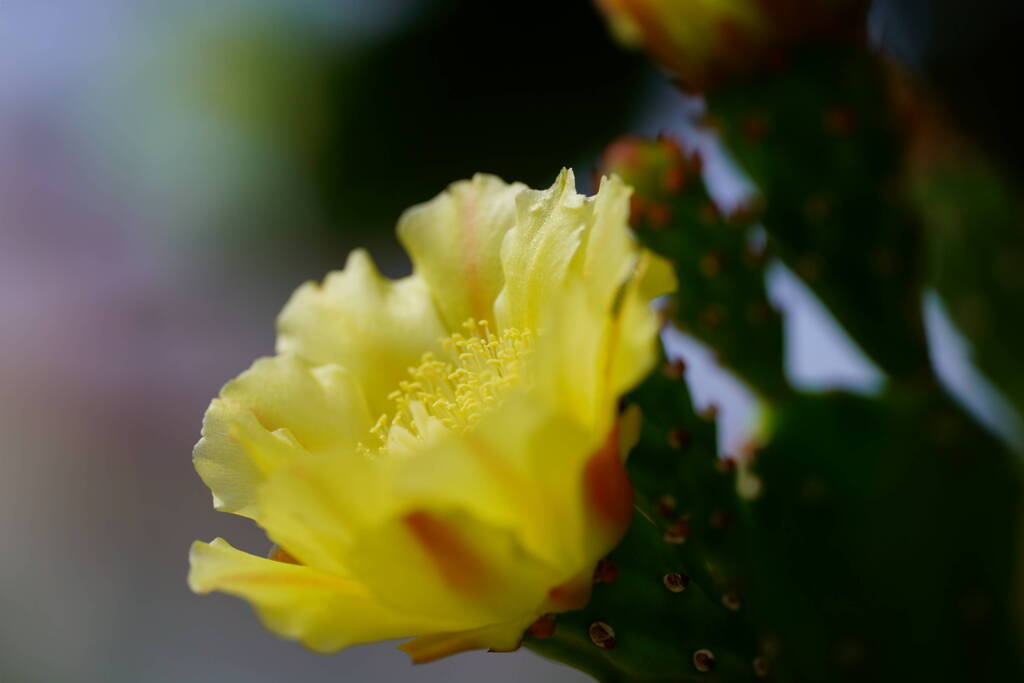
[924,290,1024,452]
[660,323,761,459]
[765,260,886,395]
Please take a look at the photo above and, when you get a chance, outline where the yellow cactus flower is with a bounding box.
[594,0,865,89]
[188,170,676,662]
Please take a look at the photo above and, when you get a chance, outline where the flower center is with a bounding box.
[364,319,534,457]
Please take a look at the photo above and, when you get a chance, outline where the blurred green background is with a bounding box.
[1,1,1021,682]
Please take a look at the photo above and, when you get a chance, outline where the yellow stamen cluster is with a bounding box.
[365,320,534,456]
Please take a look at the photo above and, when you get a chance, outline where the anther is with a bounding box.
[370,322,534,456]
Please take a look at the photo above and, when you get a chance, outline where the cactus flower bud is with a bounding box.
[594,0,866,90]
[188,170,676,661]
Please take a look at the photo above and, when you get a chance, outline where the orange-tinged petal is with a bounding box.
[387,392,601,571]
[403,511,493,598]
[584,421,635,539]
[398,617,535,664]
[344,509,558,626]
[188,538,458,653]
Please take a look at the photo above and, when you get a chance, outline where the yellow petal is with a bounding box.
[260,448,560,625]
[528,256,674,438]
[494,168,592,332]
[605,250,673,400]
[344,508,557,627]
[193,354,372,519]
[387,393,635,587]
[398,174,525,329]
[256,450,390,575]
[638,248,678,301]
[399,617,535,664]
[276,249,448,417]
[188,538,449,653]
[192,397,301,519]
[389,393,598,571]
[494,172,672,432]
[578,175,639,315]
[527,278,611,432]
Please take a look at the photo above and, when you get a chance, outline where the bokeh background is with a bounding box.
[1,1,1021,681]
